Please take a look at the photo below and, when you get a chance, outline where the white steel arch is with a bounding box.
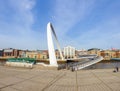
[47,22,64,66]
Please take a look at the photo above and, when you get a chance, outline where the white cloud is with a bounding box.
[0,0,44,50]
[51,0,96,49]
[9,0,35,29]
[52,0,95,36]
[73,16,120,49]
[0,0,36,33]
[0,0,120,50]
[51,0,120,49]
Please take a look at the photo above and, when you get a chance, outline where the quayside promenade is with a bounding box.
[0,66,120,91]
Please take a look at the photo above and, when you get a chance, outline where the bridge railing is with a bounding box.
[75,56,103,70]
[57,56,103,71]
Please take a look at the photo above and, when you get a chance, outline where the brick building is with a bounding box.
[25,50,48,59]
[3,48,25,58]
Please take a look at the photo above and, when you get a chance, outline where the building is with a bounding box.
[2,48,26,58]
[100,50,118,60]
[63,46,75,59]
[87,48,101,56]
[18,50,26,58]
[3,48,17,58]
[26,51,40,59]
[39,50,48,59]
[115,50,120,58]
[76,49,88,57]
[0,49,3,57]
[55,50,64,59]
[87,48,120,60]
[25,50,48,59]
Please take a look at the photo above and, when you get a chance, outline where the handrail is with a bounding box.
[75,56,103,70]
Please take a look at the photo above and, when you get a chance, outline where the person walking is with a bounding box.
[116,66,119,72]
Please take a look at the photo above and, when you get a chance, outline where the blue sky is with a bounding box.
[0,0,120,50]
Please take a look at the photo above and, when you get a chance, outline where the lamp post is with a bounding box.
[75,64,78,91]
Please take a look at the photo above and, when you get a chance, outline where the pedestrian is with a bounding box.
[116,66,119,72]
[71,66,75,72]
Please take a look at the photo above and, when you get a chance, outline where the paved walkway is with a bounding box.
[0,66,120,91]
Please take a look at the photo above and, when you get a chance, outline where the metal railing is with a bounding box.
[75,56,103,70]
[58,56,103,71]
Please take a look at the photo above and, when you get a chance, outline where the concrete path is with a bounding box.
[0,66,120,91]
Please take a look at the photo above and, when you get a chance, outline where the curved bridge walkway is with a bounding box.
[75,56,103,70]
[59,56,103,71]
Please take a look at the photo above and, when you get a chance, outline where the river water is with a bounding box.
[85,61,120,69]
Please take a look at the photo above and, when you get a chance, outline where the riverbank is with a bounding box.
[0,57,119,63]
[0,58,120,70]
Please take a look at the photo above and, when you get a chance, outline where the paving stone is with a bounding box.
[0,66,120,91]
[1,87,18,91]
[0,77,24,85]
